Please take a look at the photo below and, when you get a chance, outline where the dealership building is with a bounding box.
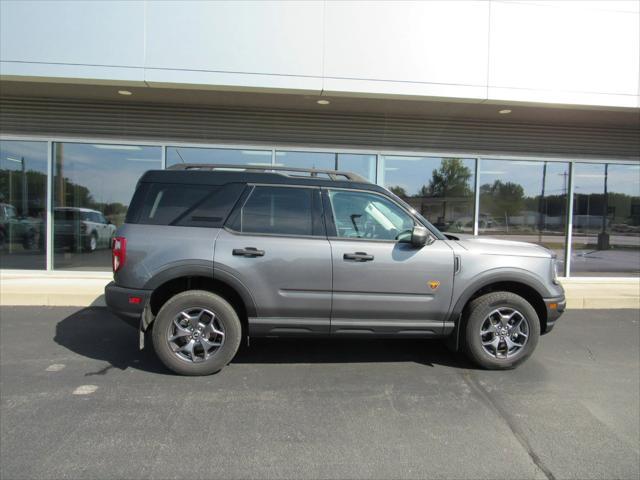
[0,1,639,285]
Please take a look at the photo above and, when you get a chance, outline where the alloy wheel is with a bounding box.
[167,308,225,363]
[479,307,529,359]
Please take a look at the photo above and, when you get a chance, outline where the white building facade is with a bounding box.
[1,0,639,277]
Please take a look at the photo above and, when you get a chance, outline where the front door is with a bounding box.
[215,185,331,336]
[324,188,454,336]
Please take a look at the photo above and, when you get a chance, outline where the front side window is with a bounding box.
[231,186,315,236]
[328,190,414,241]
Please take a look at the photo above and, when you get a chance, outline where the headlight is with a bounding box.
[551,258,559,284]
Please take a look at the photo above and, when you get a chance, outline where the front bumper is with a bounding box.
[542,295,566,333]
[104,281,151,329]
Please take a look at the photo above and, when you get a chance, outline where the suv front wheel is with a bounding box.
[464,291,540,370]
[152,290,242,375]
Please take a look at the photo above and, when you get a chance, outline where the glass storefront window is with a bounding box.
[381,156,476,232]
[53,143,162,271]
[479,159,569,270]
[337,153,376,182]
[166,146,271,167]
[275,151,335,170]
[0,141,48,270]
[571,163,640,277]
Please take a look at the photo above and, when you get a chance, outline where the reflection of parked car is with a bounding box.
[0,202,37,250]
[54,207,116,252]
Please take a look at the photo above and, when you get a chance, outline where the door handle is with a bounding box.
[233,247,265,257]
[343,252,374,262]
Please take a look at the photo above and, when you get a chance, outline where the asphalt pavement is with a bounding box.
[0,306,638,480]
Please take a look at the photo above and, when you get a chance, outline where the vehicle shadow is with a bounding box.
[54,307,474,375]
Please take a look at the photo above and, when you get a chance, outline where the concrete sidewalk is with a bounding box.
[1,271,638,309]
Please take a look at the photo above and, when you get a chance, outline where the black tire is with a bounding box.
[84,232,98,252]
[152,290,242,376]
[464,291,540,370]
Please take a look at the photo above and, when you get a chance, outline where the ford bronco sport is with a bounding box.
[105,164,566,375]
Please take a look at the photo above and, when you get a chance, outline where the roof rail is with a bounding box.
[167,163,370,183]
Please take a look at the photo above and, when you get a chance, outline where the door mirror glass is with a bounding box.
[399,225,430,248]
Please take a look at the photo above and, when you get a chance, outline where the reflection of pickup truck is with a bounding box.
[0,202,37,250]
[54,207,116,252]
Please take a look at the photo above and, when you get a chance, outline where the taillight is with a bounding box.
[112,236,127,272]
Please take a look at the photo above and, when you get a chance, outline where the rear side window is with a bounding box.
[228,186,316,236]
[128,182,243,227]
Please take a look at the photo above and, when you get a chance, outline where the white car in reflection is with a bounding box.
[54,207,116,252]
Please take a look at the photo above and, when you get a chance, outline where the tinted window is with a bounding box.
[231,186,314,236]
[174,183,245,228]
[131,183,244,227]
[137,184,217,225]
[328,190,414,240]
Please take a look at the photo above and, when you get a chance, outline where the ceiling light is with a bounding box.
[498,109,512,114]
[118,90,132,96]
[316,99,330,105]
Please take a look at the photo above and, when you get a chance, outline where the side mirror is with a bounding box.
[410,225,429,248]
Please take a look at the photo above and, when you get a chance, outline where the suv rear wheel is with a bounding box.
[464,291,540,370]
[152,290,242,375]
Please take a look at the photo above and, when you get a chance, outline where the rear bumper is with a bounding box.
[543,295,566,333]
[104,281,151,329]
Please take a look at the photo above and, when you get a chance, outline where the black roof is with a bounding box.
[139,169,387,194]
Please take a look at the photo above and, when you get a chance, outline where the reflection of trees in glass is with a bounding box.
[388,185,408,197]
[388,158,474,231]
[0,169,47,216]
[1,168,130,226]
[423,158,472,197]
[480,180,525,221]
[423,159,472,227]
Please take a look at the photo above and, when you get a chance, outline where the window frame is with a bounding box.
[224,184,326,239]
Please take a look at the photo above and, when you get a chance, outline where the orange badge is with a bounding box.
[428,280,440,290]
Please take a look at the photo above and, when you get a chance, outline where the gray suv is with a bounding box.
[105,164,566,375]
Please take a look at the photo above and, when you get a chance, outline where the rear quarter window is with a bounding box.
[127,182,244,227]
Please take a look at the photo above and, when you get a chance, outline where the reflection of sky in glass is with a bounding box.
[383,156,475,196]
[0,141,47,174]
[337,154,376,182]
[167,147,271,167]
[574,163,640,196]
[481,160,569,197]
[55,143,162,206]
[275,151,335,170]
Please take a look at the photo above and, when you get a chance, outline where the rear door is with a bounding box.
[324,188,454,336]
[214,185,332,336]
